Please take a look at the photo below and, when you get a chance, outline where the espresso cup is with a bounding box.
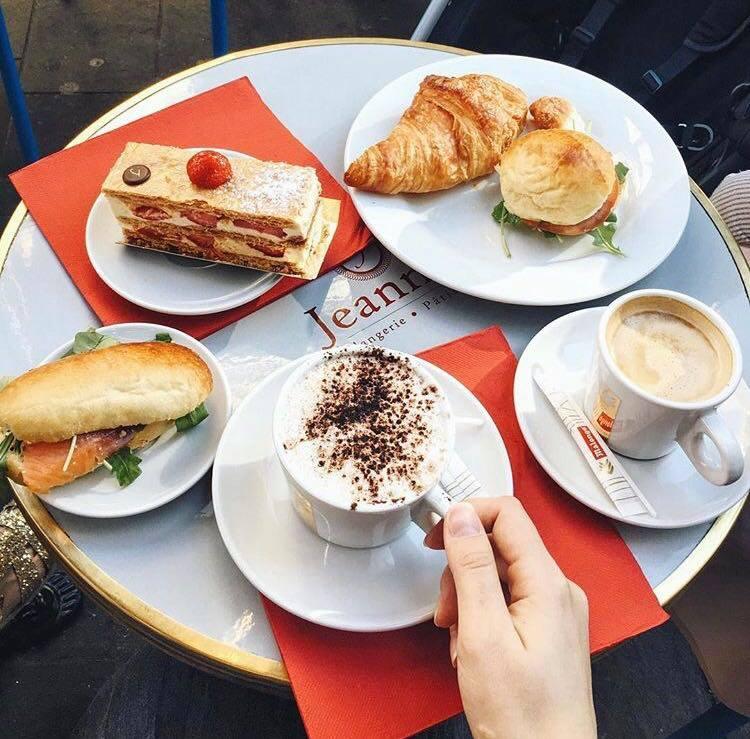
[584,289,744,485]
[272,345,456,548]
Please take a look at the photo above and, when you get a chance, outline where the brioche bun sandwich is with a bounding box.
[0,331,212,494]
[492,129,629,257]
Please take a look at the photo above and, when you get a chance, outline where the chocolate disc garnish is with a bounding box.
[122,164,151,186]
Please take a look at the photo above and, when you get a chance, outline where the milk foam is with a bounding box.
[278,348,452,509]
[609,309,730,402]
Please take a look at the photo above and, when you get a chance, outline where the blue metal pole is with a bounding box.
[0,6,38,163]
[210,0,229,58]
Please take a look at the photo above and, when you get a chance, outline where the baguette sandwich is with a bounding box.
[0,333,212,494]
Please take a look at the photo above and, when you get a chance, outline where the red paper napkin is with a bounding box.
[264,326,668,739]
[9,78,371,339]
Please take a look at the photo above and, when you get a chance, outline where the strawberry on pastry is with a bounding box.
[186,150,233,189]
[182,209,220,227]
[185,232,216,251]
[232,218,287,239]
[133,205,169,220]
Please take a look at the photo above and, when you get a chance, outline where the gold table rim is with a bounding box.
[1,37,747,687]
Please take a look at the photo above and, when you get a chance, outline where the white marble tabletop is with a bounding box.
[1,39,747,683]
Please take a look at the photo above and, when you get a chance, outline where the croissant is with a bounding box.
[345,74,528,194]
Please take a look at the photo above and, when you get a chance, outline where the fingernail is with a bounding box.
[446,503,482,537]
[449,624,458,667]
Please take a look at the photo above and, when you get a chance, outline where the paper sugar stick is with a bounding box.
[533,368,655,518]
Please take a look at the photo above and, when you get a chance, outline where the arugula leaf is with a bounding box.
[543,230,565,242]
[590,222,625,256]
[155,332,172,343]
[63,329,119,357]
[0,432,15,468]
[491,201,520,258]
[0,432,17,499]
[492,201,521,226]
[615,162,629,184]
[494,196,625,257]
[105,447,142,488]
[175,403,209,432]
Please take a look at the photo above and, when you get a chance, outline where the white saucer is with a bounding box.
[212,355,513,632]
[86,148,282,315]
[514,308,750,528]
[34,323,231,518]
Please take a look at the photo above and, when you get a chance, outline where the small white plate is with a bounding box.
[514,308,750,528]
[35,323,231,518]
[212,355,513,632]
[86,148,282,316]
[344,55,690,306]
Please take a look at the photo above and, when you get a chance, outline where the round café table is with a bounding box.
[1,38,747,689]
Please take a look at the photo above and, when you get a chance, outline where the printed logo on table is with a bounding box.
[306,246,454,350]
[335,243,391,281]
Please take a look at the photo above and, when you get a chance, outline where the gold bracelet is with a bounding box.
[0,503,49,621]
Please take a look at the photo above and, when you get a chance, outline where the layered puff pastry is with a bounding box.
[344,74,528,194]
[102,143,339,279]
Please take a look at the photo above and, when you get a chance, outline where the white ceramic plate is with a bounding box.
[514,308,750,528]
[212,355,513,632]
[344,55,690,306]
[86,148,282,315]
[32,323,231,518]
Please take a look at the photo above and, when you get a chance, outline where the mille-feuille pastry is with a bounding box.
[101,143,340,280]
[528,96,585,132]
[344,74,528,194]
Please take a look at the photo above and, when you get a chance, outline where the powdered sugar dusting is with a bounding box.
[102,143,321,226]
[217,162,319,218]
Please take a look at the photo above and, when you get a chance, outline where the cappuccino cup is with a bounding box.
[273,345,455,548]
[584,289,744,485]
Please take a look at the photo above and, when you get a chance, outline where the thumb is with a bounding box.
[443,503,513,641]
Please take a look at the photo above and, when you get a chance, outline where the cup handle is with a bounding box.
[676,409,744,486]
[410,485,452,534]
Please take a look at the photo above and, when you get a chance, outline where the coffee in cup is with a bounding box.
[273,345,455,547]
[585,289,744,486]
[605,295,734,403]
[277,346,452,510]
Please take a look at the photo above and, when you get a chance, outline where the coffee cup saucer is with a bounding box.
[514,308,750,529]
[212,355,513,632]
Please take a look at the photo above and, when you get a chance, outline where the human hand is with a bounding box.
[424,498,595,739]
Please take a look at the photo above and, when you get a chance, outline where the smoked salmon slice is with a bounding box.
[20,427,137,493]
